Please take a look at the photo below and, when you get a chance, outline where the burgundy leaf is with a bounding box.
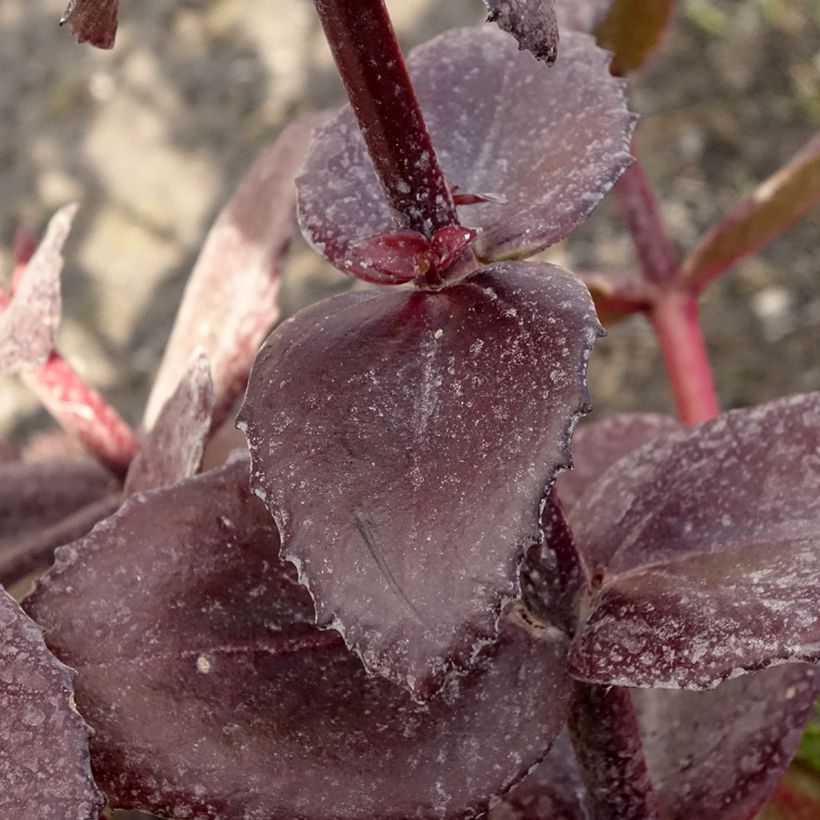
[144,114,325,430]
[488,732,592,820]
[556,412,680,511]
[555,0,613,33]
[239,262,600,697]
[0,586,103,817]
[568,683,662,819]
[1,493,120,590]
[25,461,573,819]
[569,393,820,688]
[634,664,820,819]
[485,0,560,64]
[0,204,75,374]
[60,0,119,49]
[297,26,634,281]
[125,349,213,495]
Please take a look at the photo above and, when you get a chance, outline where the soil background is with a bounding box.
[1,0,818,436]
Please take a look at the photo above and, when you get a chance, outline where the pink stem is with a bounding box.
[22,352,139,476]
[614,153,679,286]
[650,292,720,425]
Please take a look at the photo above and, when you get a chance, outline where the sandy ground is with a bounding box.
[1,0,818,440]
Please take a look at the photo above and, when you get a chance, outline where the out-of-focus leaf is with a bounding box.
[0,586,103,817]
[125,349,213,495]
[0,457,118,586]
[577,271,651,325]
[0,441,19,463]
[0,205,75,373]
[569,393,820,689]
[239,262,600,698]
[485,0,559,63]
[635,664,820,819]
[593,0,676,75]
[25,461,573,820]
[144,115,325,430]
[297,26,633,282]
[60,0,119,49]
[758,764,820,820]
[555,0,612,33]
[556,412,680,511]
[681,132,820,293]
[796,708,820,772]
[488,732,592,819]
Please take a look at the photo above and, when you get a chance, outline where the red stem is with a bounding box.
[614,152,678,286]
[22,353,139,477]
[650,292,720,425]
[313,0,459,237]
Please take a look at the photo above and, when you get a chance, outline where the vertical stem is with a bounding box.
[569,682,662,820]
[313,0,458,236]
[650,292,720,425]
[614,152,678,286]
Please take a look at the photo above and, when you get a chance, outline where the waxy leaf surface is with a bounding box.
[681,132,820,293]
[144,115,324,430]
[488,732,592,819]
[556,412,680,511]
[125,349,213,495]
[25,461,573,819]
[0,205,75,373]
[297,26,633,281]
[60,0,118,49]
[485,0,559,63]
[240,263,599,697]
[635,664,820,819]
[0,586,103,818]
[569,393,820,688]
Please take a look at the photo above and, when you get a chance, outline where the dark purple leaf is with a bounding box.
[125,349,213,495]
[297,26,634,281]
[239,262,600,697]
[568,683,662,819]
[0,204,75,374]
[485,0,559,64]
[488,732,592,820]
[0,586,103,817]
[144,115,325,430]
[555,0,612,33]
[0,457,118,586]
[556,412,680,511]
[569,393,820,688]
[25,460,573,819]
[635,664,820,819]
[60,0,118,49]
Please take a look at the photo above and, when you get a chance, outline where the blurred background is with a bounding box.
[0,0,818,440]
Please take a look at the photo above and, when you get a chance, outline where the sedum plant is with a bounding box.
[1,1,819,818]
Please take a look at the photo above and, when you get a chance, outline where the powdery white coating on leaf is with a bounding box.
[297,26,634,280]
[569,392,820,688]
[125,348,213,495]
[0,204,76,374]
[556,413,681,512]
[0,586,103,818]
[634,664,820,819]
[144,114,325,430]
[238,262,601,698]
[60,0,118,49]
[24,460,573,819]
[488,732,592,819]
[485,0,560,64]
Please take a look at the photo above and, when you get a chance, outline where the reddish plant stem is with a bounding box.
[650,292,720,425]
[22,352,139,477]
[568,682,662,820]
[313,0,458,237]
[614,151,678,286]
